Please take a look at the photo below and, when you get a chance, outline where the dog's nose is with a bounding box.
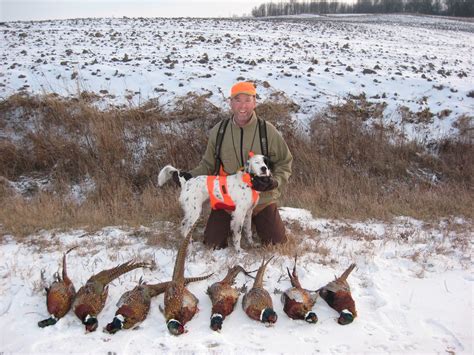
[261,166,267,173]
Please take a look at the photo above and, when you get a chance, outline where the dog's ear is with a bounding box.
[244,160,250,173]
[263,156,269,166]
[263,156,274,171]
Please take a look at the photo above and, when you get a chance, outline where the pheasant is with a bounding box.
[72,259,150,332]
[105,273,212,334]
[207,265,246,331]
[281,255,318,323]
[318,263,357,325]
[242,256,277,324]
[38,246,77,328]
[164,234,212,335]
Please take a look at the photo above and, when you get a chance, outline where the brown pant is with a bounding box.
[203,203,287,249]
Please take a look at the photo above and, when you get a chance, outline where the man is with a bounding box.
[174,81,293,249]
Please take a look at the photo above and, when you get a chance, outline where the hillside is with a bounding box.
[1,14,473,142]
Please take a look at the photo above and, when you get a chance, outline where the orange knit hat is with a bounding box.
[230,82,256,98]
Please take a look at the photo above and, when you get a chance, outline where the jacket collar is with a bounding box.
[231,111,257,128]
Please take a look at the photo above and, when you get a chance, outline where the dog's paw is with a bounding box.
[233,242,243,253]
[245,235,255,246]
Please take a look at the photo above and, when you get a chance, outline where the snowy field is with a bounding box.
[0,14,473,354]
[0,208,472,354]
[1,14,473,142]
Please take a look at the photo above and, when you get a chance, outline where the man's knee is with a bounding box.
[203,210,231,249]
[253,203,287,245]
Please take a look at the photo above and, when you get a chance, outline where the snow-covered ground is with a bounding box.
[1,14,473,143]
[0,208,472,354]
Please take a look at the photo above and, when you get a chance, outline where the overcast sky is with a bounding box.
[0,0,265,21]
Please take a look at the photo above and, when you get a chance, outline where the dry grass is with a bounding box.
[0,92,472,239]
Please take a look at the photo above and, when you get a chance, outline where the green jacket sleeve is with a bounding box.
[267,122,293,189]
[189,123,219,177]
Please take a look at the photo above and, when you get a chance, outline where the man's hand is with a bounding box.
[251,176,278,192]
[172,171,192,187]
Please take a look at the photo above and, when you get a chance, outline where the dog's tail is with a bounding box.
[158,165,179,187]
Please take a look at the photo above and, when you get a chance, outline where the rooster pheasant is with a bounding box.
[106,272,212,334]
[38,246,77,328]
[318,263,357,325]
[72,259,150,332]
[242,257,277,324]
[207,265,246,331]
[164,234,212,335]
[281,255,318,323]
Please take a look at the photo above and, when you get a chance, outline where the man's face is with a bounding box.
[230,94,256,125]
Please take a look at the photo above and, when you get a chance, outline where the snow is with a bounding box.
[0,14,473,354]
[1,14,473,144]
[0,209,472,354]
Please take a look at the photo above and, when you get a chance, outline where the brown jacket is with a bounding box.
[190,112,292,206]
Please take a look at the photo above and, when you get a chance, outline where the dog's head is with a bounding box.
[245,154,271,177]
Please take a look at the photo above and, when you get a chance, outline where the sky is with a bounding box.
[0,0,265,21]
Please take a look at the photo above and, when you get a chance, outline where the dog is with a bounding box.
[158,154,271,251]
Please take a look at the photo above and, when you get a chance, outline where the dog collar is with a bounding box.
[242,172,253,188]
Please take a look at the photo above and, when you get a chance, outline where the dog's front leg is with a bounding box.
[230,209,246,252]
[180,205,202,241]
[243,208,255,247]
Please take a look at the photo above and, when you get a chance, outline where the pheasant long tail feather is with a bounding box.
[172,234,192,283]
[253,256,274,289]
[221,265,245,285]
[91,260,148,285]
[293,254,298,275]
[338,263,356,282]
[62,246,78,282]
[147,272,213,298]
[147,282,170,298]
[288,254,302,288]
[185,272,214,285]
[41,269,48,291]
[286,267,300,288]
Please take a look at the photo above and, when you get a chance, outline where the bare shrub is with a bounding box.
[453,114,474,141]
[0,92,472,238]
[281,95,473,219]
[436,139,474,186]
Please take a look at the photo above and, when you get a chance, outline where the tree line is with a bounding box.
[251,0,474,17]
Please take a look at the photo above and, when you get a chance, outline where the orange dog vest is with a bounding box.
[207,173,259,211]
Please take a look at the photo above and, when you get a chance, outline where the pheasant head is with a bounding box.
[38,316,57,328]
[75,304,98,332]
[105,315,124,334]
[338,309,355,325]
[210,314,223,331]
[84,314,99,332]
[167,319,185,336]
[305,311,318,323]
[261,308,277,324]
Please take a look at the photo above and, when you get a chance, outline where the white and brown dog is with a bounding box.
[158,154,270,251]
